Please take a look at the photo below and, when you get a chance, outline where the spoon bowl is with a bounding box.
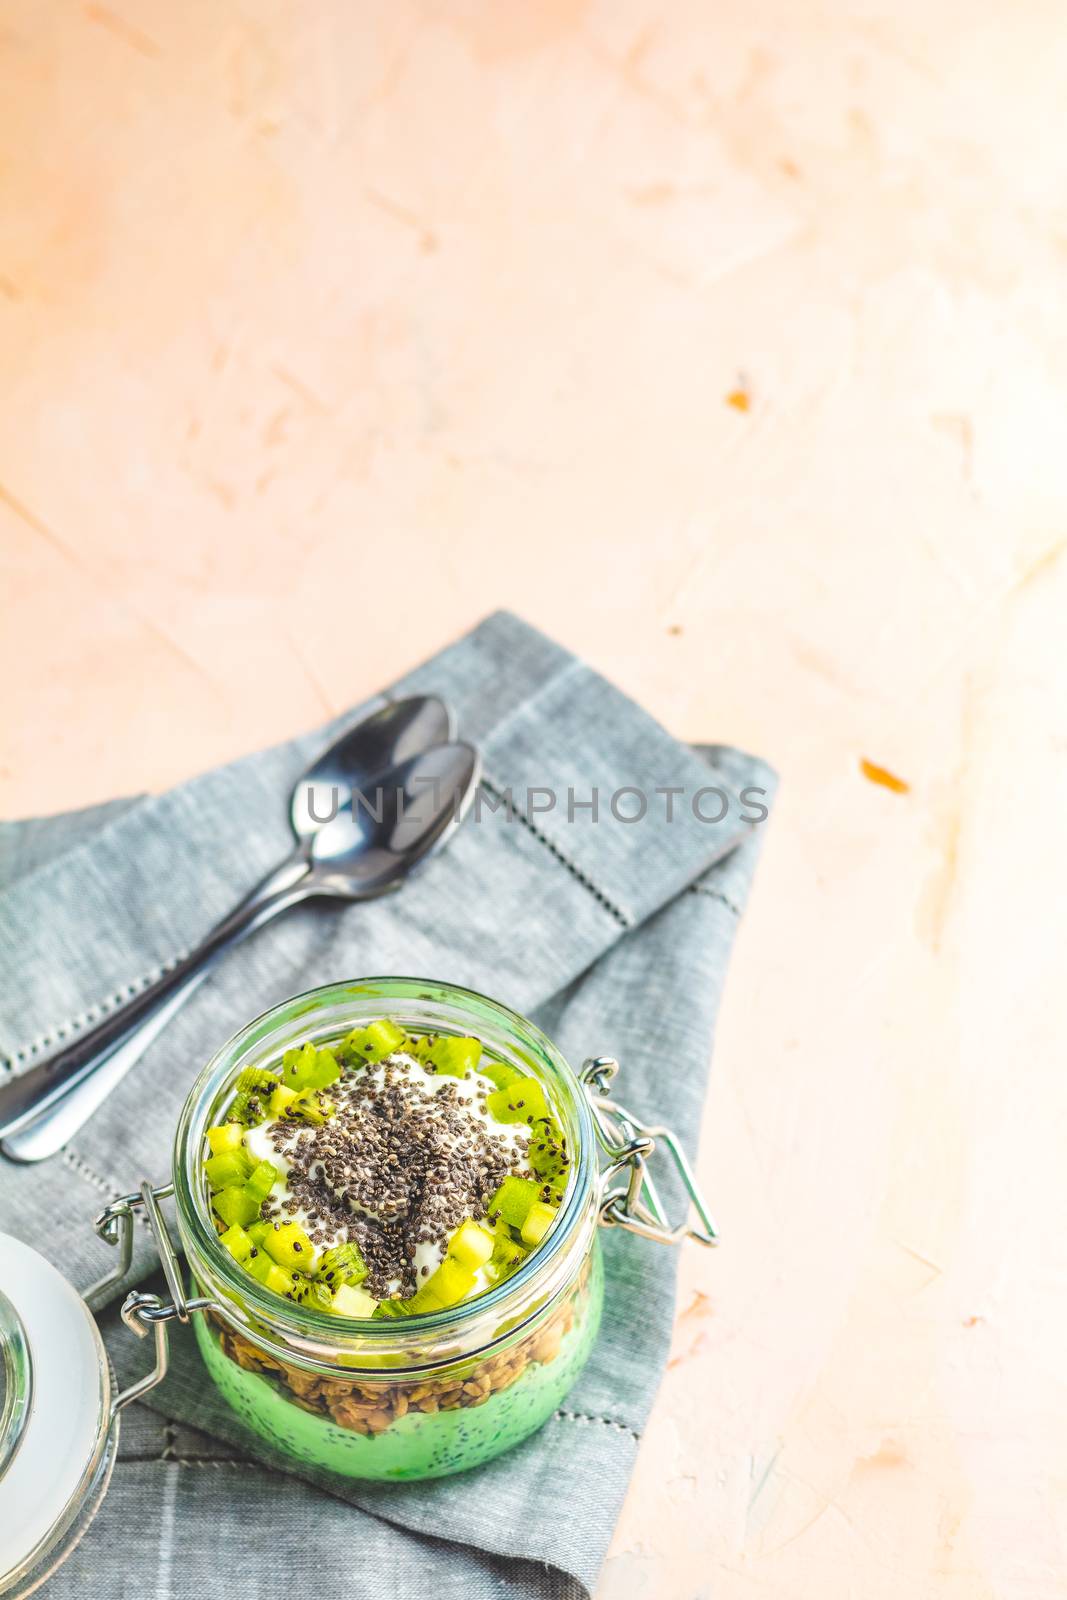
[292,696,454,839]
[308,742,479,897]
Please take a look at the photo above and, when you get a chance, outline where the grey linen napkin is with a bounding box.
[0,613,774,1600]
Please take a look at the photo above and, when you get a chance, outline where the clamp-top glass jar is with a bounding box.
[97,977,717,1483]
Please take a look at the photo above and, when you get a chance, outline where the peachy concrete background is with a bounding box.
[2,4,1065,1597]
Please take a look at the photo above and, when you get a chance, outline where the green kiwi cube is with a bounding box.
[248,1219,272,1246]
[212,1185,260,1229]
[268,1083,299,1118]
[245,1252,296,1297]
[343,1019,407,1064]
[315,1242,367,1288]
[290,1274,334,1312]
[227,1090,255,1126]
[529,1115,570,1187]
[206,1122,245,1155]
[330,1284,379,1317]
[480,1061,523,1091]
[427,1256,477,1306]
[280,1042,318,1090]
[426,1036,482,1078]
[520,1200,556,1247]
[262,1220,314,1270]
[491,1230,527,1273]
[219,1223,254,1263]
[373,1297,409,1319]
[236,1066,280,1094]
[488,1174,540,1229]
[305,1047,342,1089]
[486,1077,549,1125]
[289,1088,334,1125]
[244,1159,279,1204]
[204,1148,254,1190]
[448,1219,494,1268]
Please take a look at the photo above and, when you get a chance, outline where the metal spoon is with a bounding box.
[0,715,476,1162]
[0,692,452,1143]
[0,692,452,1144]
[1,737,478,1162]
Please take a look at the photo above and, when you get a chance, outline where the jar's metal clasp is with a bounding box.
[580,1057,719,1249]
[88,1179,218,1423]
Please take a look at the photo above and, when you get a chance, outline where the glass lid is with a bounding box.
[0,1234,115,1597]
[0,1284,32,1490]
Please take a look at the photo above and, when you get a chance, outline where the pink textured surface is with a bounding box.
[2,5,1065,1596]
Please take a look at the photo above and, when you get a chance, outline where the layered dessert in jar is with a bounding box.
[187,1001,602,1479]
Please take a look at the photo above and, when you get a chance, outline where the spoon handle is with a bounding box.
[0,852,315,1162]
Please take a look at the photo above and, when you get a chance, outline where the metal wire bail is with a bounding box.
[579,1057,719,1248]
[89,1179,217,1421]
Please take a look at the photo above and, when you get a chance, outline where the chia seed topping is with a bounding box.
[249,1053,533,1299]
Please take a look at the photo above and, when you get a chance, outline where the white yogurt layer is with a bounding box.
[242,1052,532,1291]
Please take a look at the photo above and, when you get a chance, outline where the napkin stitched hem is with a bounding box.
[2,950,192,1073]
[481,772,633,929]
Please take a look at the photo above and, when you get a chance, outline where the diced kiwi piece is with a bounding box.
[330,1284,379,1318]
[373,1296,408,1319]
[204,1148,254,1190]
[287,1088,334,1125]
[315,1242,367,1288]
[248,1219,272,1246]
[486,1077,550,1125]
[307,1047,342,1089]
[227,1090,257,1126]
[343,1019,407,1064]
[426,1036,482,1078]
[206,1122,245,1155]
[481,1060,523,1091]
[520,1200,556,1248]
[263,1220,314,1270]
[529,1115,570,1188]
[281,1043,343,1092]
[290,1274,334,1312]
[213,1185,260,1229]
[237,1066,280,1094]
[269,1083,300,1118]
[376,1278,454,1316]
[448,1219,494,1268]
[491,1230,527,1274]
[219,1223,253,1263]
[488,1174,540,1229]
[403,1282,447,1313]
[245,1252,296,1297]
[409,1033,436,1062]
[426,1256,476,1306]
[280,1042,317,1090]
[377,1288,457,1316]
[229,1081,276,1125]
[244,1159,279,1204]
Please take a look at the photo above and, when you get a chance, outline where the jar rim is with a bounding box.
[171,976,596,1350]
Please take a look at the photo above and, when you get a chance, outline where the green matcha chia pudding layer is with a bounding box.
[171,979,604,1481]
[194,1247,602,1480]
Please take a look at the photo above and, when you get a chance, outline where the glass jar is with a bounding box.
[92,977,718,1484]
